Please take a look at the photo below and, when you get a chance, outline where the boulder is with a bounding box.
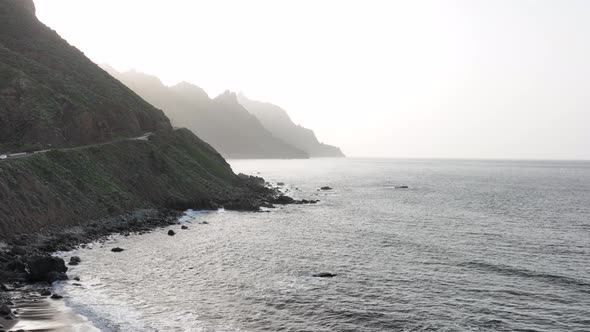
[396,186,409,189]
[26,256,68,283]
[68,256,82,266]
[320,186,332,190]
[0,304,10,316]
[181,225,189,230]
[111,247,124,253]
[272,195,295,205]
[39,289,52,296]
[50,293,63,300]
[167,230,176,236]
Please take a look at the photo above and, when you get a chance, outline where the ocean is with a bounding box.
[33,159,590,331]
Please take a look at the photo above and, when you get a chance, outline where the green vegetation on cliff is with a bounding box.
[0,129,252,237]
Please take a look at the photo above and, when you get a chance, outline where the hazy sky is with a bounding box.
[34,0,590,159]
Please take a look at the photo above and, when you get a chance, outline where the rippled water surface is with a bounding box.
[62,159,590,331]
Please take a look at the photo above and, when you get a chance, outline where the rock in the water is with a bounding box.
[277,182,285,186]
[167,230,176,236]
[181,225,189,230]
[200,221,209,225]
[73,277,81,281]
[111,247,125,253]
[272,195,295,205]
[39,289,52,296]
[26,256,68,283]
[312,272,337,278]
[50,293,63,300]
[396,186,409,189]
[0,304,11,316]
[68,256,82,266]
[320,186,333,190]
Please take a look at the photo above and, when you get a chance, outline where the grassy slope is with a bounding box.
[0,129,243,237]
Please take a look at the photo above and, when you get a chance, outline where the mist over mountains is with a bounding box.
[102,66,344,159]
[237,94,344,158]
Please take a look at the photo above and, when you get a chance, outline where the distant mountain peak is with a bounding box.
[238,94,345,158]
[169,81,210,103]
[214,90,239,104]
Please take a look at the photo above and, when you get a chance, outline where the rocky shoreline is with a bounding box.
[0,176,318,330]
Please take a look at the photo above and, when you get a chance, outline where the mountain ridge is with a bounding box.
[102,66,309,159]
[237,93,345,158]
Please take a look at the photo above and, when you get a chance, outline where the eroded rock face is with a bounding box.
[26,256,67,283]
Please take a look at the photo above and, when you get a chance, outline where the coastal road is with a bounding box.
[0,132,153,162]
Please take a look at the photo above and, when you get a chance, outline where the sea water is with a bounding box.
[54,159,590,331]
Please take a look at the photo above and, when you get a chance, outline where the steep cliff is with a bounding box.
[0,0,171,152]
[0,0,277,237]
[102,67,308,159]
[238,94,345,157]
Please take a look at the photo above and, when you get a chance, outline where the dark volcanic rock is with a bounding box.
[312,272,337,278]
[396,186,409,189]
[237,173,266,187]
[50,293,63,300]
[10,246,28,256]
[222,198,261,211]
[272,195,295,205]
[181,225,189,230]
[26,256,68,283]
[111,247,125,253]
[68,256,81,266]
[39,289,52,296]
[0,304,10,316]
[320,186,333,191]
[167,230,176,236]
